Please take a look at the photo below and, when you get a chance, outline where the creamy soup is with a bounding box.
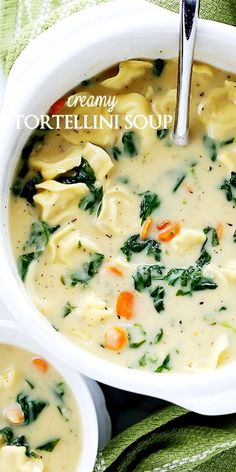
[9,58,236,373]
[0,344,81,471]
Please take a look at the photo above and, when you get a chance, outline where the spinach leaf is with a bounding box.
[196,249,211,267]
[0,427,14,443]
[37,438,60,452]
[63,302,76,318]
[122,131,138,157]
[128,324,146,348]
[112,146,122,160]
[132,264,164,292]
[53,382,65,400]
[18,253,36,281]
[56,158,95,187]
[63,252,104,286]
[0,427,38,458]
[157,129,169,139]
[220,172,236,203]
[121,235,161,262]
[220,137,234,147]
[154,328,164,343]
[165,265,217,293]
[79,184,103,214]
[21,128,48,161]
[203,135,217,161]
[153,58,165,76]
[25,379,34,390]
[176,289,192,296]
[16,392,48,425]
[155,354,171,372]
[140,191,161,224]
[12,172,42,204]
[27,221,59,251]
[173,173,186,192]
[150,286,165,312]
[233,229,236,242]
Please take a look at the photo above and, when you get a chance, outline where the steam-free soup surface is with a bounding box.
[9,58,236,373]
[0,344,81,471]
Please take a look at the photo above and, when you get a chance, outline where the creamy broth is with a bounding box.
[9,58,236,373]
[0,344,81,471]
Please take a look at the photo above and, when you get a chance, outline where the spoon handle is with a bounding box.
[173,0,200,146]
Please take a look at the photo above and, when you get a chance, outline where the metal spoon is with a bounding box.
[172,0,200,146]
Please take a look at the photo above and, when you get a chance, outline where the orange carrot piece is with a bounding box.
[157,220,171,230]
[158,222,181,242]
[32,357,48,373]
[49,97,66,115]
[104,326,128,350]
[217,223,223,240]
[116,291,134,320]
[107,266,123,277]
[140,217,152,240]
[185,183,194,194]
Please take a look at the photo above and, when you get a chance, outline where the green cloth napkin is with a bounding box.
[0,0,236,74]
[1,1,236,471]
[94,404,236,471]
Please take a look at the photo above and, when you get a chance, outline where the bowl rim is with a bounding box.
[0,320,98,471]
[1,0,236,415]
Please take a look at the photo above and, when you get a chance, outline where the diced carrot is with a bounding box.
[185,183,194,194]
[49,97,66,115]
[116,291,135,320]
[157,220,171,230]
[4,403,25,425]
[217,223,223,240]
[158,222,181,242]
[140,217,152,240]
[104,326,127,350]
[107,266,123,277]
[32,357,48,373]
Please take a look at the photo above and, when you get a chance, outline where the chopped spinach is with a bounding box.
[157,129,169,139]
[0,427,14,443]
[155,354,171,372]
[128,324,146,348]
[234,230,236,243]
[140,191,161,224]
[220,172,236,204]
[203,135,217,162]
[26,220,59,251]
[62,252,104,287]
[25,379,35,390]
[150,286,165,312]
[153,58,165,76]
[122,131,138,157]
[53,382,65,401]
[18,252,37,281]
[165,265,217,294]
[121,235,161,262]
[219,137,234,147]
[196,249,211,267]
[16,392,48,425]
[112,146,122,160]
[154,328,164,343]
[79,184,103,214]
[56,158,95,186]
[176,289,192,296]
[12,172,42,204]
[37,438,60,452]
[132,264,164,292]
[0,427,37,458]
[63,302,76,318]
[173,173,186,192]
[203,226,219,247]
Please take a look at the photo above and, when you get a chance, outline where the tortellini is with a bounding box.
[29,145,82,180]
[187,334,229,371]
[199,80,236,140]
[203,260,236,284]
[169,228,206,255]
[0,446,44,472]
[101,60,152,90]
[48,224,101,264]
[82,143,113,181]
[75,295,113,324]
[193,62,214,77]
[96,186,140,235]
[33,180,89,225]
[0,368,17,390]
[152,89,176,119]
[218,146,236,172]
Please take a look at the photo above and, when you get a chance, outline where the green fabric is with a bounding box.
[0,0,236,74]
[1,1,236,471]
[94,404,236,471]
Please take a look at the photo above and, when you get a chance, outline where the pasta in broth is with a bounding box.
[9,58,236,373]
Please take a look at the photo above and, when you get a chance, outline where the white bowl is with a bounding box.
[1,0,236,415]
[0,318,110,471]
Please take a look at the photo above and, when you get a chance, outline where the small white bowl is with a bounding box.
[1,0,236,414]
[0,318,110,471]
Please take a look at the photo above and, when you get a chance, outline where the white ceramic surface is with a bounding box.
[0,317,111,470]
[1,0,236,414]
